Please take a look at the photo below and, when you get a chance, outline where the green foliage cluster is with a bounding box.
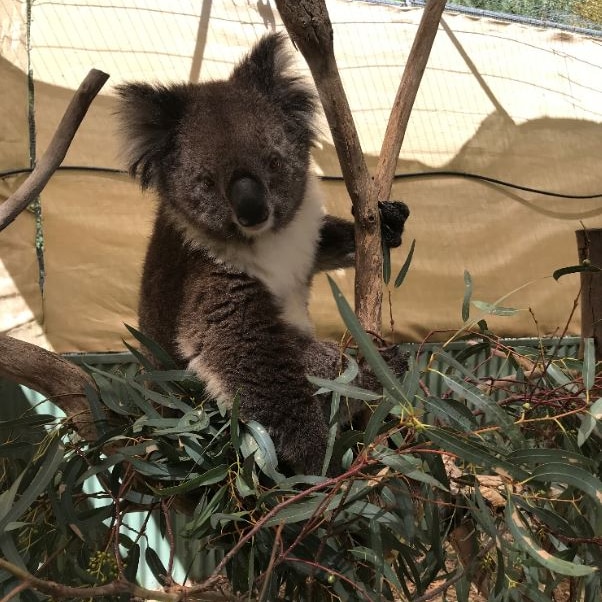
[1,279,601,601]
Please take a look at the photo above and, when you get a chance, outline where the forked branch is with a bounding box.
[276,0,446,334]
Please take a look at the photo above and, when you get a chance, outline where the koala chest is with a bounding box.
[241,194,323,334]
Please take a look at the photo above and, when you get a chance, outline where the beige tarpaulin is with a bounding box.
[1,0,601,352]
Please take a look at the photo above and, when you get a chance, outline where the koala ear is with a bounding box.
[230,32,318,143]
[115,83,190,190]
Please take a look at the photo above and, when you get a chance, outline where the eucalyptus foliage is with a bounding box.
[1,281,601,601]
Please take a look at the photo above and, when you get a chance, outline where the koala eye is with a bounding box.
[268,155,282,171]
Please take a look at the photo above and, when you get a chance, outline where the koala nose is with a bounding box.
[228,175,269,228]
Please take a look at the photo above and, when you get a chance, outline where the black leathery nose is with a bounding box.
[228,175,269,227]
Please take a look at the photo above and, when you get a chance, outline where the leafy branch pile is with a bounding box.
[1,280,601,601]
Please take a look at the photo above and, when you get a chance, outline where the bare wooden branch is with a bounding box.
[0,68,109,232]
[364,0,447,330]
[0,334,99,440]
[277,0,446,334]
[0,69,110,439]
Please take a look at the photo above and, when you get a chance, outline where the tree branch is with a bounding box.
[0,69,110,436]
[276,0,445,334]
[0,68,109,232]
[0,334,100,440]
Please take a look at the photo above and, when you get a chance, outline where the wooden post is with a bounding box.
[576,228,602,361]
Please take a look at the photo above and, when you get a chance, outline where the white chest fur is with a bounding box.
[236,177,324,334]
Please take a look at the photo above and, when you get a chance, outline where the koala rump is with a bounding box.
[117,32,409,475]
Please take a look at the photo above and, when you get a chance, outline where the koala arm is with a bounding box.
[178,270,329,475]
[314,201,410,273]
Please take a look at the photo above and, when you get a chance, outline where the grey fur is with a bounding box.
[117,33,408,474]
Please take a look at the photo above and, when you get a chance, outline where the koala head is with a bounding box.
[117,33,319,241]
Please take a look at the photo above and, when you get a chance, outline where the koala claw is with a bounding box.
[379,200,410,249]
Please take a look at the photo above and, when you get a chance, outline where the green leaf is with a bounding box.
[439,373,522,445]
[506,497,597,576]
[328,276,405,402]
[382,238,391,285]
[455,575,469,602]
[432,347,478,381]
[394,238,416,288]
[148,465,228,497]
[124,544,140,584]
[92,372,136,416]
[125,324,179,369]
[425,427,528,481]
[545,362,579,393]
[462,269,472,322]
[582,338,596,391]
[244,420,284,482]
[508,447,595,469]
[527,462,602,505]
[472,299,520,316]
[308,375,382,401]
[145,546,169,586]
[263,493,343,527]
[373,447,448,491]
[184,485,228,537]
[553,264,601,281]
[0,414,57,432]
[364,399,394,445]
[578,397,602,447]
[422,395,477,431]
[512,495,577,539]
[0,437,64,532]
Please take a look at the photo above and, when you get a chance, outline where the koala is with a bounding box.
[117,32,409,475]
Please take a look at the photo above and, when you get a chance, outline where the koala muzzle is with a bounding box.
[228,175,270,228]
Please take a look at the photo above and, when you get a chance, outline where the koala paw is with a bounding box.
[379,200,410,249]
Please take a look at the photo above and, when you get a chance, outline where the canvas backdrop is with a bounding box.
[1,0,601,352]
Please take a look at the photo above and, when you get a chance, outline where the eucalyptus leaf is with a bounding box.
[425,427,528,481]
[148,464,228,497]
[462,269,472,322]
[145,546,169,586]
[125,324,179,369]
[472,299,520,316]
[328,276,405,402]
[506,497,596,576]
[582,338,595,392]
[394,238,416,288]
[382,238,391,285]
[578,397,602,447]
[439,373,522,445]
[264,493,343,527]
[422,395,477,431]
[0,437,64,532]
[244,420,284,482]
[308,375,382,401]
[0,414,57,432]
[527,462,602,505]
